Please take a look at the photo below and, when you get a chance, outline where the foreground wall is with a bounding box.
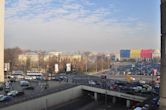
[0,0,4,82]
[160,0,166,109]
[1,86,82,110]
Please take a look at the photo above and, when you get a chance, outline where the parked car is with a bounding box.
[9,78,16,82]
[7,90,18,96]
[16,90,24,96]
[52,77,62,81]
[24,76,33,80]
[0,84,3,91]
[134,107,142,110]
[88,80,96,85]
[23,86,34,90]
[0,96,12,102]
[0,95,4,99]
[20,80,30,86]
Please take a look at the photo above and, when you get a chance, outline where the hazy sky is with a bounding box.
[5,0,160,52]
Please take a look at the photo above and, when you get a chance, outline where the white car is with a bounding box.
[88,80,96,85]
[139,80,146,84]
[133,86,142,92]
[24,76,33,80]
[7,90,18,96]
[134,107,142,110]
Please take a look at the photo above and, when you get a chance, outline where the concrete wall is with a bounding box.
[81,85,146,102]
[160,0,166,109]
[0,0,4,82]
[1,86,82,110]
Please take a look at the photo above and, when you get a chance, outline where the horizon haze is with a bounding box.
[5,0,160,52]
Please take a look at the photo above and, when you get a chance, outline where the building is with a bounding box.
[0,0,4,82]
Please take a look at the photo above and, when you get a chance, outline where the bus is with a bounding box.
[25,71,44,80]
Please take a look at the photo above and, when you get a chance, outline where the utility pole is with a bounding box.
[160,0,166,109]
[96,59,98,72]
[0,0,4,82]
[85,56,88,73]
[101,56,104,72]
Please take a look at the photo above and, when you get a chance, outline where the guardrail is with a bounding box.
[0,82,154,109]
[81,85,147,102]
[0,84,77,108]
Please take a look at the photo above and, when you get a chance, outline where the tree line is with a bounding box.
[4,47,112,74]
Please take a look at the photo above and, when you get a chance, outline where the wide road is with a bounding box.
[0,80,75,108]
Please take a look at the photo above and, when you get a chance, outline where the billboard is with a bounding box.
[141,49,153,58]
[4,63,10,72]
[130,49,141,59]
[54,64,59,73]
[152,49,160,58]
[66,63,71,72]
[120,50,130,58]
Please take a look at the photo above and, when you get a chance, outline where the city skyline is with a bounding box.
[5,0,160,52]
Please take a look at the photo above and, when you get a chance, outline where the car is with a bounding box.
[52,77,62,81]
[24,76,33,80]
[9,78,16,82]
[20,80,30,86]
[0,95,4,99]
[36,76,44,80]
[142,106,148,110]
[139,80,146,84]
[157,99,160,106]
[144,104,150,109]
[16,90,24,96]
[133,86,143,92]
[23,86,34,90]
[7,90,18,96]
[0,96,12,102]
[151,97,159,105]
[0,84,3,91]
[134,107,142,110]
[88,80,96,85]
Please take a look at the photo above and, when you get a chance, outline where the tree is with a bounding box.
[38,51,46,72]
[26,56,31,71]
[83,51,91,72]
[4,47,23,71]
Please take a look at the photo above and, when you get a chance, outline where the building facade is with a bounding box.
[0,0,4,82]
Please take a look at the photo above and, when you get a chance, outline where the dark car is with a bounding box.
[16,91,25,96]
[0,84,3,91]
[0,96,12,102]
[23,86,34,90]
[10,78,16,82]
[52,77,62,81]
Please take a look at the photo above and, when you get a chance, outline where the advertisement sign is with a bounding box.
[66,63,71,72]
[130,49,141,59]
[120,50,130,58]
[4,63,10,71]
[141,49,153,58]
[153,69,157,76]
[54,64,59,73]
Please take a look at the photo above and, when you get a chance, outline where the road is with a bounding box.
[0,80,76,108]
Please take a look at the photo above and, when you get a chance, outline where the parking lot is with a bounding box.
[52,72,159,110]
[0,69,160,110]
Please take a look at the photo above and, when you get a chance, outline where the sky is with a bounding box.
[5,0,160,52]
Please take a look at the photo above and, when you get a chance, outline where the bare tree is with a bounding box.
[4,47,23,71]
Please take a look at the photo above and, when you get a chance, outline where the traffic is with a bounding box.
[0,60,160,110]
